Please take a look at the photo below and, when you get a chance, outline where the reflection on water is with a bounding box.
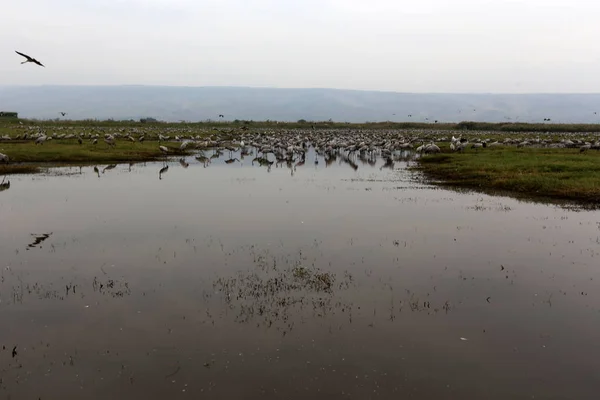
[1,148,600,399]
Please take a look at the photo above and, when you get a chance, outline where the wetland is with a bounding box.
[1,122,600,399]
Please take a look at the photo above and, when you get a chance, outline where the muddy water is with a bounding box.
[1,150,600,399]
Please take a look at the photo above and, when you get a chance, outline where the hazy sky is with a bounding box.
[2,0,600,92]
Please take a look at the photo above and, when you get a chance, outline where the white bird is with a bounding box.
[35,135,47,145]
[159,145,169,154]
[471,142,486,151]
[0,152,9,163]
[104,136,116,147]
[580,144,591,153]
[455,142,468,152]
[424,142,441,154]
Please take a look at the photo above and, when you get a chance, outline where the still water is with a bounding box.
[1,150,600,399]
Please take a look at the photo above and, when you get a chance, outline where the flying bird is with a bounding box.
[15,51,45,67]
[60,112,67,117]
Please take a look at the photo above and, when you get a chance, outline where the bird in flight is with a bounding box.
[15,51,45,67]
[60,112,67,117]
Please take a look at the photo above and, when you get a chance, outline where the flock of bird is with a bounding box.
[3,50,599,173]
[2,123,600,174]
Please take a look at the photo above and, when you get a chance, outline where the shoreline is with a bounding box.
[413,147,600,206]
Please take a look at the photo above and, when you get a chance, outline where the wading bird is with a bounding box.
[159,165,168,180]
[0,177,9,191]
[102,164,116,173]
[15,51,45,67]
[104,136,116,147]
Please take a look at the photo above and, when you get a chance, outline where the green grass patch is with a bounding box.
[0,164,41,175]
[0,140,188,168]
[415,147,600,203]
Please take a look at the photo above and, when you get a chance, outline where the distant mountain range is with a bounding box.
[2,85,600,123]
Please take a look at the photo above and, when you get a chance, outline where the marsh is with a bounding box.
[1,148,599,399]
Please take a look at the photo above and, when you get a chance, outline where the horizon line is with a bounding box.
[1,84,600,95]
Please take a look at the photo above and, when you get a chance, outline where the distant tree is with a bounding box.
[297,119,307,124]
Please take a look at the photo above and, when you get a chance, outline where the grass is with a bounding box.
[0,164,41,175]
[414,146,600,203]
[0,140,189,174]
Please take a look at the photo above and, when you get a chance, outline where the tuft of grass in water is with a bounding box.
[0,140,189,165]
[414,146,600,203]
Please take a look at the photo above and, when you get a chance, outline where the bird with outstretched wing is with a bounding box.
[15,51,45,67]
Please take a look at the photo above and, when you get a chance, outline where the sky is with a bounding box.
[1,0,600,92]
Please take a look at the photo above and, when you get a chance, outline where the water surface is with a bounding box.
[1,150,600,399]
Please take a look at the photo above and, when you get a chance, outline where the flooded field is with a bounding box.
[1,148,600,399]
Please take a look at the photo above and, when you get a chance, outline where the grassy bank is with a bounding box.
[0,141,189,175]
[414,147,600,203]
[0,164,42,175]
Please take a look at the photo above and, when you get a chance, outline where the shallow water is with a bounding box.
[1,149,600,399]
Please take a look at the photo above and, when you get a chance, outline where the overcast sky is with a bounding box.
[1,0,599,92]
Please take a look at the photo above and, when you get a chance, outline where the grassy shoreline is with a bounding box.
[0,141,189,175]
[414,146,600,204]
[3,118,600,206]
